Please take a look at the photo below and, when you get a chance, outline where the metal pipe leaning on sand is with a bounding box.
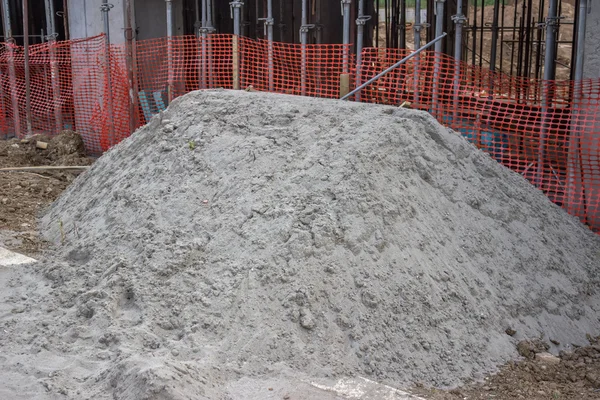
[341,33,447,101]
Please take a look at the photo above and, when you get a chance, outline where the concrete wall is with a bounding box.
[134,0,185,41]
[584,1,600,79]
[67,0,126,44]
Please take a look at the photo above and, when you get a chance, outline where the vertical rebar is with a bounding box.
[1,0,20,137]
[452,0,465,123]
[45,0,62,134]
[567,0,589,220]
[101,0,115,145]
[342,0,351,73]
[432,0,445,117]
[278,0,285,42]
[166,0,174,102]
[22,0,32,136]
[538,0,560,186]
[413,0,421,105]
[355,0,369,102]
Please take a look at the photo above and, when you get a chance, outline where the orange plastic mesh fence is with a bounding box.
[0,34,597,231]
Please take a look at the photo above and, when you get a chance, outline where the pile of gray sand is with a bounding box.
[1,90,599,399]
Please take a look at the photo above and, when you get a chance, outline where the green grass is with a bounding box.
[377,0,503,8]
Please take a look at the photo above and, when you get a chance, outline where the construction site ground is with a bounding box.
[0,134,93,256]
[2,132,600,400]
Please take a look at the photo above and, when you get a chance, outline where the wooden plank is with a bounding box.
[232,36,240,90]
[340,74,350,98]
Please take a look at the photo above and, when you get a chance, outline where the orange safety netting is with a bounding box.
[0,34,597,232]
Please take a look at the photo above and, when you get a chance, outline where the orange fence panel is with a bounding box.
[0,33,597,232]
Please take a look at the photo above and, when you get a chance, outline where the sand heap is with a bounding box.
[1,90,599,399]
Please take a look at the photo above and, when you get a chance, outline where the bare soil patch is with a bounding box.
[0,131,94,256]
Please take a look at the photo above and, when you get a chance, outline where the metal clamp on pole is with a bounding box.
[340,0,351,15]
[412,22,430,33]
[230,1,243,19]
[300,24,316,34]
[258,17,274,37]
[355,15,372,26]
[100,2,114,12]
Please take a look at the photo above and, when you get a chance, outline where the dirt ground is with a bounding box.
[1,135,600,399]
[415,339,600,399]
[0,132,93,256]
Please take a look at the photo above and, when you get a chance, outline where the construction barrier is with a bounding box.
[0,34,598,232]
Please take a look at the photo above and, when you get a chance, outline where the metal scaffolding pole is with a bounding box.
[45,0,62,134]
[267,0,274,91]
[567,0,589,219]
[231,1,243,90]
[259,0,275,91]
[355,0,370,102]
[23,0,32,136]
[200,0,208,89]
[231,0,242,36]
[537,0,559,186]
[1,0,20,137]
[207,0,215,87]
[124,0,137,134]
[300,0,313,96]
[452,0,465,122]
[101,0,115,145]
[413,0,423,105]
[166,0,174,102]
[432,0,445,117]
[342,0,351,74]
